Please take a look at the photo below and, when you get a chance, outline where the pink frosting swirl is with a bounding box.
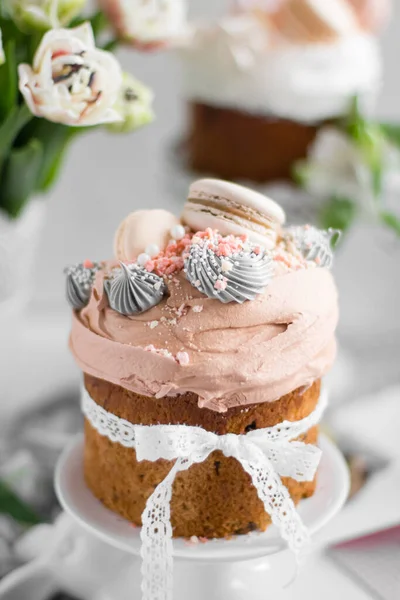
[70,263,338,412]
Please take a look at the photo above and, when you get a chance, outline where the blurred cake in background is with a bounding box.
[178,0,387,183]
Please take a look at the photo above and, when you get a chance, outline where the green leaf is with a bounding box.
[28,120,74,191]
[380,211,400,236]
[0,138,43,218]
[0,103,32,179]
[344,96,385,200]
[90,10,109,38]
[38,132,72,191]
[379,123,400,148]
[27,30,44,64]
[0,480,41,526]
[102,38,119,52]
[371,161,383,199]
[319,196,358,234]
[0,39,17,118]
[346,95,362,127]
[0,104,32,153]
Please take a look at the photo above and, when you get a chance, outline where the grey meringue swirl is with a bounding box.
[184,240,274,304]
[105,262,166,315]
[65,263,100,310]
[286,226,340,269]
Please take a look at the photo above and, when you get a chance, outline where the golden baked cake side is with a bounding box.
[83,375,320,538]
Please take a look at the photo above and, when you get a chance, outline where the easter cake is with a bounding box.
[66,179,339,538]
[179,0,386,183]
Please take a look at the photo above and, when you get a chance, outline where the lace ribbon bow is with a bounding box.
[82,387,327,600]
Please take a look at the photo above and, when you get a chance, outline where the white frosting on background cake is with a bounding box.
[178,16,381,123]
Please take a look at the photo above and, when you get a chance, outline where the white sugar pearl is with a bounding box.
[170,224,185,241]
[145,244,160,258]
[137,253,151,266]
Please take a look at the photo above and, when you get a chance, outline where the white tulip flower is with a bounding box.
[18,23,123,127]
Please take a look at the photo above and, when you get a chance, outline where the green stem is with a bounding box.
[0,103,32,163]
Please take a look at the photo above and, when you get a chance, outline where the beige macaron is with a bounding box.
[114,209,180,261]
[182,179,285,249]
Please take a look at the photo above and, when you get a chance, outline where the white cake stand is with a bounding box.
[48,433,349,600]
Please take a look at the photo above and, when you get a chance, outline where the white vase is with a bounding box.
[0,200,46,321]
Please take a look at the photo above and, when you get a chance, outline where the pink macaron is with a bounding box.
[182,179,286,249]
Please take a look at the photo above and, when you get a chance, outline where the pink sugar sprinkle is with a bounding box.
[144,234,192,277]
[165,258,184,275]
[176,351,190,366]
[138,229,251,278]
[192,305,203,313]
[192,229,247,258]
[273,243,310,272]
[145,260,155,272]
[176,303,186,317]
[195,228,213,239]
[83,259,94,268]
[274,254,290,265]
[214,278,228,291]
[217,242,232,257]
[217,237,245,257]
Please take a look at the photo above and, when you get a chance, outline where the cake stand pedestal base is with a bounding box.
[94,553,294,600]
[0,435,349,600]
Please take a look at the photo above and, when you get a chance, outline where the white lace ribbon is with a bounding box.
[81,387,327,600]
